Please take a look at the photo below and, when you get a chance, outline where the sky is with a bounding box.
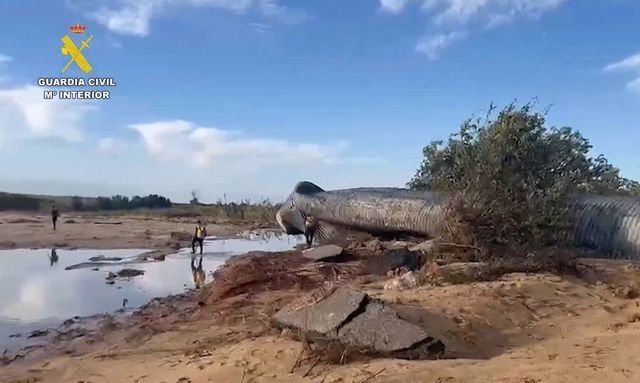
[0,0,638,203]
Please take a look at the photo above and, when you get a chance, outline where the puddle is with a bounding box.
[0,233,304,351]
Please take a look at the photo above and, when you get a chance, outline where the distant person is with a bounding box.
[48,248,58,266]
[191,255,205,290]
[51,205,59,231]
[191,220,207,255]
[304,215,318,247]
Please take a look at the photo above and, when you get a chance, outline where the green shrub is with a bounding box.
[409,103,639,248]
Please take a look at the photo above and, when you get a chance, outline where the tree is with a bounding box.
[71,196,84,211]
[409,103,639,248]
[190,190,200,205]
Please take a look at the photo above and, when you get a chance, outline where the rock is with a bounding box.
[273,288,367,336]
[273,288,444,359]
[337,301,444,358]
[302,244,344,262]
[116,268,145,278]
[106,272,117,280]
[384,271,426,291]
[409,240,439,255]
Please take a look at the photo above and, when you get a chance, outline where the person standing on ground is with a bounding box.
[304,215,318,247]
[51,205,59,231]
[191,220,207,255]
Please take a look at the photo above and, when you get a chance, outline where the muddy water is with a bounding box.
[0,234,304,350]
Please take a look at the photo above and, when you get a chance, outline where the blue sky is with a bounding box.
[0,0,638,202]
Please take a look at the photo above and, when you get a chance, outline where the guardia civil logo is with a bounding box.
[61,23,94,74]
[36,23,116,100]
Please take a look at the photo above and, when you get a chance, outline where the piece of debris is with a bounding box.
[27,329,48,338]
[614,284,640,300]
[382,241,411,250]
[274,288,367,336]
[93,221,123,225]
[273,288,444,359]
[365,250,423,276]
[338,301,443,359]
[384,271,426,291]
[409,239,439,255]
[363,239,383,253]
[302,245,344,262]
[89,255,123,262]
[116,268,145,278]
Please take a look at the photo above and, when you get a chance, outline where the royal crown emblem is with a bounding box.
[69,23,87,34]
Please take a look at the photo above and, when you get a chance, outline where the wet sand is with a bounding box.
[0,212,249,252]
[2,216,640,382]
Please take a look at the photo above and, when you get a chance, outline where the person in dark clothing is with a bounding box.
[191,220,207,255]
[304,215,318,247]
[51,205,59,231]
[48,248,58,266]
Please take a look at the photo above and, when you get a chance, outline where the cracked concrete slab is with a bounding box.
[273,287,445,359]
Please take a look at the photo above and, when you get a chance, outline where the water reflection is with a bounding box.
[0,233,304,350]
[191,255,205,289]
[48,248,58,267]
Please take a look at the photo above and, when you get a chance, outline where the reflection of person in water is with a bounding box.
[48,248,59,266]
[191,255,205,290]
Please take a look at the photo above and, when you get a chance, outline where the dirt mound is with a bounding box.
[206,250,319,303]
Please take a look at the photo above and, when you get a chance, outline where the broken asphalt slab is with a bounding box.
[272,287,445,359]
[273,288,366,336]
[302,244,344,262]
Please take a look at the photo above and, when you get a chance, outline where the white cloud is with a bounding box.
[0,85,96,144]
[98,137,126,156]
[604,53,640,72]
[0,54,12,63]
[380,0,568,59]
[250,22,271,34]
[90,0,306,36]
[415,31,466,59]
[130,120,348,168]
[604,52,640,93]
[380,0,410,14]
[0,59,96,144]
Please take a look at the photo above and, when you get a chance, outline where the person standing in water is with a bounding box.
[191,220,207,255]
[51,205,59,231]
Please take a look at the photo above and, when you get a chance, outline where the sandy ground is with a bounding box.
[1,214,640,383]
[0,212,249,252]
